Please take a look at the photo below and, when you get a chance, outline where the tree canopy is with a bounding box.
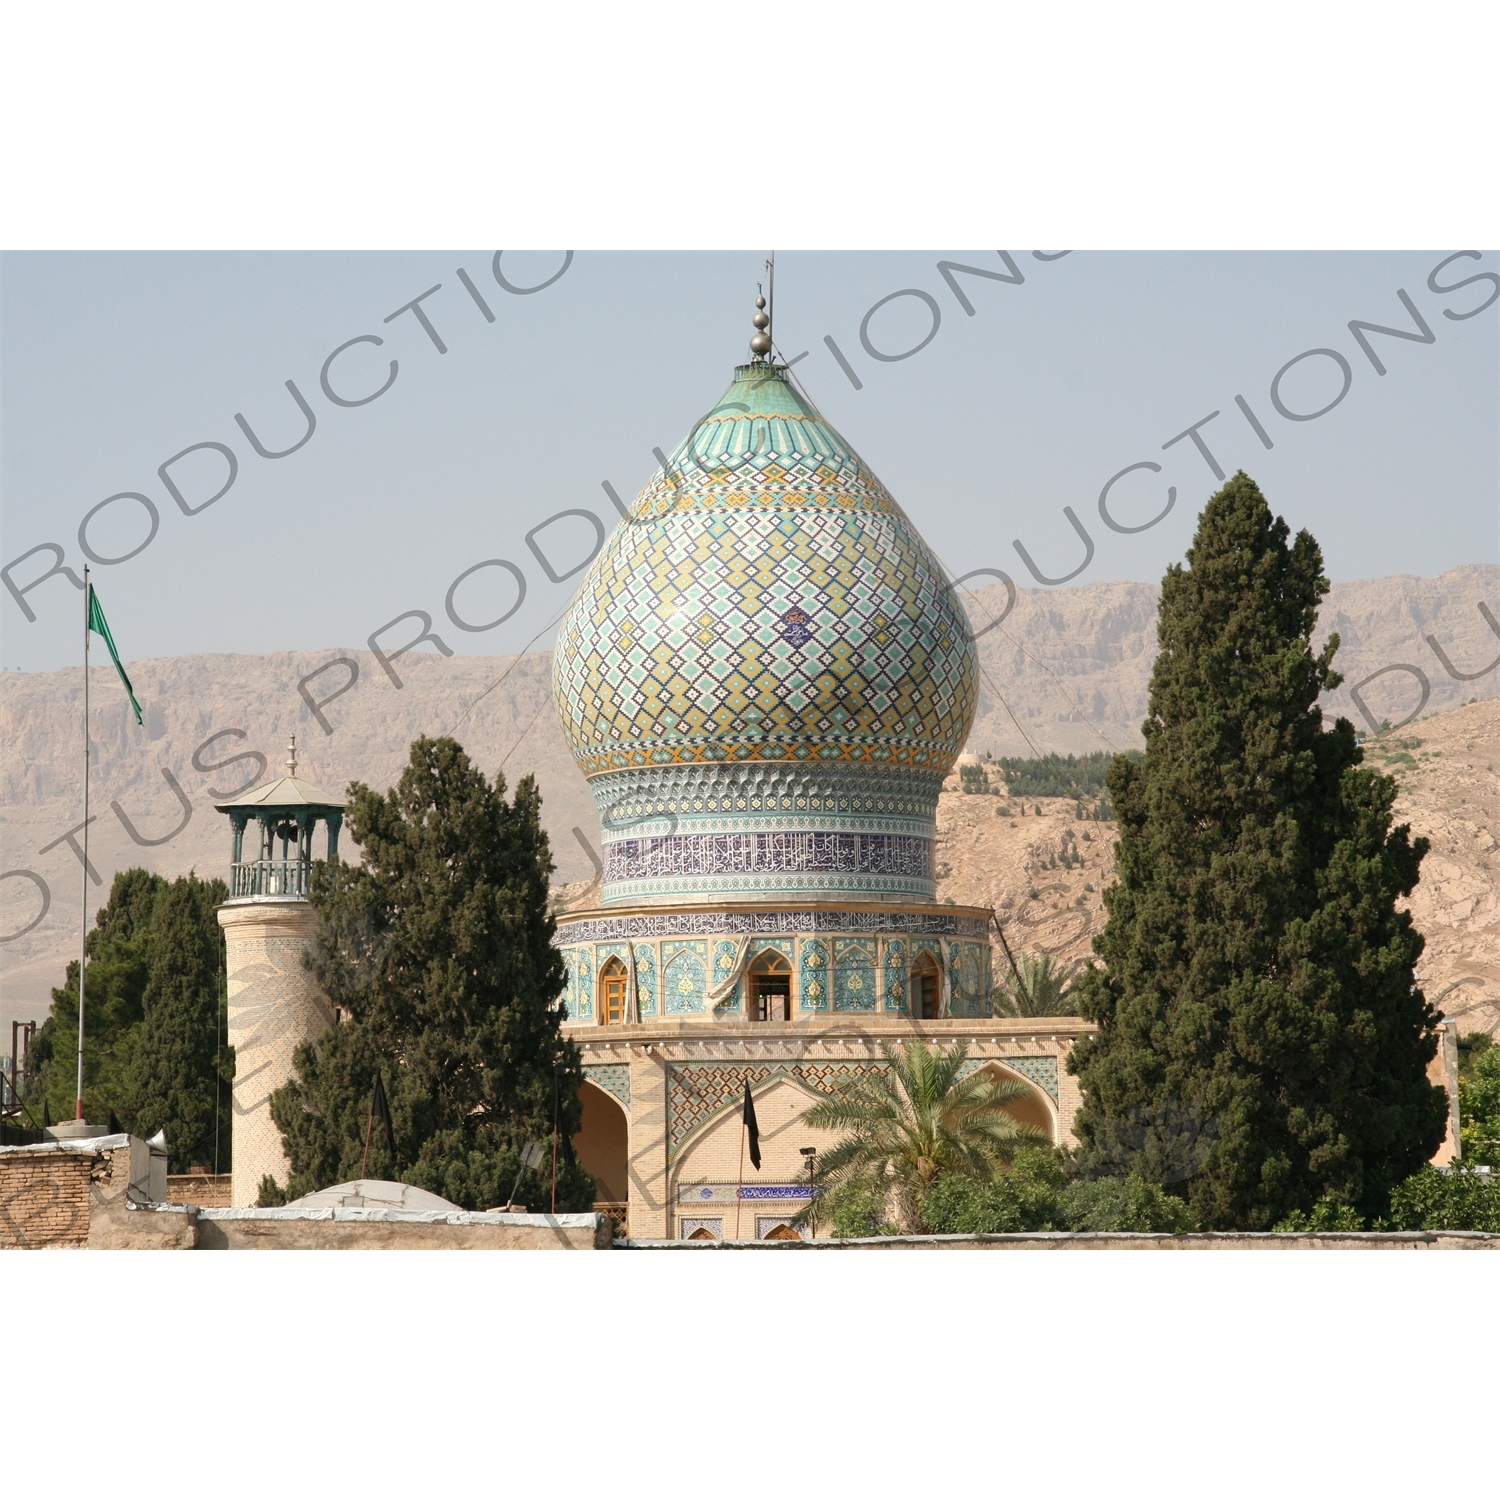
[1068,473,1448,1229]
[28,868,231,1169]
[265,736,591,1211]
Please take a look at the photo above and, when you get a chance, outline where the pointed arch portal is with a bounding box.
[574,1079,628,1202]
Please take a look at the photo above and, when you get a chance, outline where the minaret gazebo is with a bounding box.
[215,736,344,901]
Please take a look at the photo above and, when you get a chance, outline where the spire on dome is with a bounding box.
[749,284,771,360]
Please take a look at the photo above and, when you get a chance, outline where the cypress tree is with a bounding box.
[267,736,591,1210]
[30,869,231,1169]
[30,869,162,1127]
[1069,473,1448,1228]
[125,874,231,1169]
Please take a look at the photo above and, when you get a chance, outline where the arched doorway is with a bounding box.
[748,949,792,1022]
[574,1080,629,1202]
[977,1063,1057,1143]
[599,957,627,1025]
[911,950,942,1019]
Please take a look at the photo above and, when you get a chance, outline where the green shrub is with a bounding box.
[1385,1166,1500,1233]
[919,1153,1197,1234]
[825,1180,900,1239]
[1458,1044,1500,1168]
[920,1149,1068,1233]
[1273,1196,1366,1231]
[1457,1031,1493,1082]
[1058,1175,1197,1232]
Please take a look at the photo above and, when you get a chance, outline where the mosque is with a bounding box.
[551,296,1090,1239]
[213,294,1091,1229]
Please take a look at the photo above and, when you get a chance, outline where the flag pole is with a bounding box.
[76,566,89,1121]
[735,1082,746,1241]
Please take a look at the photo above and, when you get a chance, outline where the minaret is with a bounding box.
[214,737,344,1206]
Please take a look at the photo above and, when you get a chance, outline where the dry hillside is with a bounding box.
[3,565,1494,1031]
[931,698,1499,1040]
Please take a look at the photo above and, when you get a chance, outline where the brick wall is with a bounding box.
[0,1149,93,1247]
[0,1139,139,1248]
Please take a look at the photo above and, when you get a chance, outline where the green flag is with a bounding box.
[87,585,143,725]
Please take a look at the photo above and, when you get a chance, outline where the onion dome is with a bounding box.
[552,350,977,906]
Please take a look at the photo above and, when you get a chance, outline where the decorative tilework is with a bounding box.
[557,907,990,946]
[604,831,932,882]
[583,1063,631,1110]
[883,938,908,1012]
[592,761,943,839]
[955,1055,1060,1101]
[634,943,657,1017]
[832,939,876,1013]
[680,1218,723,1240]
[747,941,793,969]
[799,937,828,1011]
[712,940,740,982]
[997,1055,1060,1101]
[666,1056,1057,1156]
[677,1183,817,1203]
[574,947,593,1021]
[552,359,977,908]
[556,486,977,775]
[662,941,707,1015]
[756,1218,803,1240]
[711,939,742,1013]
[667,1060,889,1154]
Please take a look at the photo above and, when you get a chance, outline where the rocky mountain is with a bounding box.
[925,696,1498,1042]
[3,564,1495,1032]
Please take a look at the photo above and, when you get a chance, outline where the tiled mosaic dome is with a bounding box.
[555,363,976,774]
[553,359,978,906]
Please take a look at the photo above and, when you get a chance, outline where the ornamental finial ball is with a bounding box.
[749,331,773,356]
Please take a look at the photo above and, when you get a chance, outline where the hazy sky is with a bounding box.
[2,250,1495,674]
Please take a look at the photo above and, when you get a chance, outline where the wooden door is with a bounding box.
[602,968,627,1024]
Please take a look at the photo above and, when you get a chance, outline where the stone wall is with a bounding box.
[196,1208,612,1250]
[166,1173,232,1208]
[627,1230,1499,1250]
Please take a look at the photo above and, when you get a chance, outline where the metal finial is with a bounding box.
[749,281,772,358]
[286,735,298,777]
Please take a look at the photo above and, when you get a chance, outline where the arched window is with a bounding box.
[747,950,792,1022]
[599,957,628,1025]
[911,950,942,1020]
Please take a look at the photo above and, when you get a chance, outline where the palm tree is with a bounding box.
[992,952,1081,1017]
[798,1038,1050,1233]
